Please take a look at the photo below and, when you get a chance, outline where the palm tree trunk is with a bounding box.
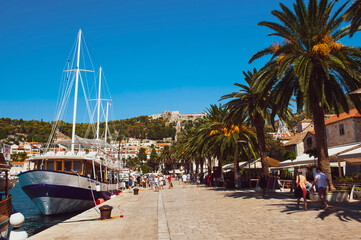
[218,155,224,180]
[190,159,194,175]
[312,103,335,190]
[234,143,239,188]
[208,156,212,175]
[195,158,199,175]
[200,157,204,175]
[253,113,268,176]
[172,158,176,176]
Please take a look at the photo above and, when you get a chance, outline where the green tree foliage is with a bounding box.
[10,152,28,162]
[345,0,361,37]
[147,148,159,171]
[282,150,296,161]
[126,156,139,169]
[250,0,361,185]
[0,115,177,143]
[138,148,147,163]
[265,135,285,161]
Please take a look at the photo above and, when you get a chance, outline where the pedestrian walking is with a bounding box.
[159,175,164,190]
[182,174,188,187]
[154,175,159,192]
[149,174,154,190]
[129,177,133,191]
[168,175,173,189]
[206,174,211,187]
[295,169,307,210]
[311,167,331,209]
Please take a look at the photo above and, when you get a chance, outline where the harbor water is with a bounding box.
[9,183,81,237]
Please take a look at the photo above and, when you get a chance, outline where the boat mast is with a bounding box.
[71,29,82,154]
[105,101,110,142]
[96,67,102,141]
[104,102,110,180]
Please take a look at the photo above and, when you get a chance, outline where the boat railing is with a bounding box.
[55,151,65,156]
[44,151,55,156]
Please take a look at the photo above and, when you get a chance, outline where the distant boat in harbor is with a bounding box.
[19,29,124,215]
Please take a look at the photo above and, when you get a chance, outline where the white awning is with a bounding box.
[279,142,361,168]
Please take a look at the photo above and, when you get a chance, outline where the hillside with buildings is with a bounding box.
[0,111,205,164]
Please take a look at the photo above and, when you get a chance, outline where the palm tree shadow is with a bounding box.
[205,187,291,199]
[316,201,361,222]
[275,201,361,222]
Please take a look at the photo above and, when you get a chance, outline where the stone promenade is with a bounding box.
[28,182,361,240]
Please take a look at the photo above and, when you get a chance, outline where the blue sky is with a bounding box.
[0,0,359,122]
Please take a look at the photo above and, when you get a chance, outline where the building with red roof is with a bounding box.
[325,108,361,147]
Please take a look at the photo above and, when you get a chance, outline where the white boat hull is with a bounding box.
[19,170,120,215]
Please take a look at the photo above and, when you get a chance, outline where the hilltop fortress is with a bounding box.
[150,111,206,123]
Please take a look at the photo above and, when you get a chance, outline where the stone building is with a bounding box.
[325,108,361,147]
[150,111,205,123]
[284,130,316,156]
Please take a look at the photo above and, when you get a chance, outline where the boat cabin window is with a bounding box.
[64,160,72,171]
[47,160,55,171]
[56,161,62,171]
[73,161,81,172]
[36,160,45,170]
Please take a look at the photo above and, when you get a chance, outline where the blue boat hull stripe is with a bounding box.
[22,184,112,201]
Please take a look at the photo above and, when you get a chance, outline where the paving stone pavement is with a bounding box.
[27,183,361,240]
[162,183,361,240]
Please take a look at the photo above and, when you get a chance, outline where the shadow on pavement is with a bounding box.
[270,200,361,222]
[204,187,292,200]
[316,201,361,222]
[205,186,361,223]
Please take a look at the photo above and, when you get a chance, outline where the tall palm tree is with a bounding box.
[345,0,361,37]
[222,69,289,176]
[250,0,361,186]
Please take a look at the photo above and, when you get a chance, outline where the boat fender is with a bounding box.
[96,184,101,192]
[110,195,116,199]
[10,212,25,228]
[96,198,105,205]
[9,228,28,240]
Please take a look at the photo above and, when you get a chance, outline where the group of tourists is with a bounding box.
[128,174,174,191]
[127,172,204,191]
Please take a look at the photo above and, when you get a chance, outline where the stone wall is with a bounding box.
[326,118,357,147]
[355,118,361,143]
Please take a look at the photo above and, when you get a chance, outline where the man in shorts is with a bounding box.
[154,175,159,191]
[159,175,164,190]
[311,167,331,209]
[149,174,154,190]
[182,174,188,187]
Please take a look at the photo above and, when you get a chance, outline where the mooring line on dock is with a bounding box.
[158,190,171,240]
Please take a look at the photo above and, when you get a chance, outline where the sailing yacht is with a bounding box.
[19,29,123,215]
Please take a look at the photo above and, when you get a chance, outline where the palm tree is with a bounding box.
[250,0,361,186]
[345,0,361,37]
[209,115,258,188]
[222,69,288,176]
